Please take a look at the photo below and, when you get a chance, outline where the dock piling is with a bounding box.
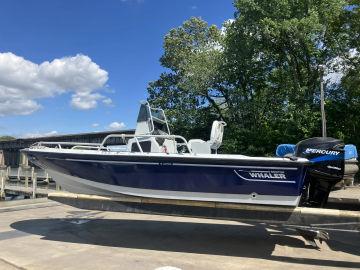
[25,169,28,188]
[32,173,37,199]
[6,166,10,181]
[0,171,5,200]
[31,167,34,181]
[17,166,21,181]
[45,172,49,184]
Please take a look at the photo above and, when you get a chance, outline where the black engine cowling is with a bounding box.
[295,137,345,207]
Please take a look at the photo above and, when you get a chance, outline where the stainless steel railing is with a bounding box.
[31,133,192,154]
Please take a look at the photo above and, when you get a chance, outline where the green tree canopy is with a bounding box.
[148,0,359,155]
[148,17,224,140]
[0,136,15,142]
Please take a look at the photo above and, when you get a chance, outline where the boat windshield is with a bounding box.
[150,108,166,122]
[135,102,170,135]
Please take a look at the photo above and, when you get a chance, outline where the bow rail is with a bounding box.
[30,133,192,154]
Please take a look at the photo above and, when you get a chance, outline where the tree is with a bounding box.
[148,17,224,140]
[0,136,15,142]
[326,2,360,145]
[148,1,357,155]
[222,0,350,154]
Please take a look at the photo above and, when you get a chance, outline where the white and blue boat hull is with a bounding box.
[25,149,308,206]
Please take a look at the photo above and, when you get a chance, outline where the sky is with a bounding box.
[0,0,235,138]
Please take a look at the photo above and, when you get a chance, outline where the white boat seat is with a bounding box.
[188,139,211,154]
[209,120,227,151]
[188,121,227,154]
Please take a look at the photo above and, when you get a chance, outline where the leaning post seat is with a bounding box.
[188,120,227,154]
[188,139,212,154]
[209,121,227,152]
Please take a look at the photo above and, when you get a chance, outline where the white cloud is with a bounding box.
[102,97,113,106]
[324,70,343,85]
[22,130,58,138]
[71,92,104,110]
[324,57,345,85]
[0,99,41,116]
[108,121,126,130]
[0,52,109,116]
[220,19,235,36]
[92,123,99,128]
[191,5,197,10]
[324,49,359,85]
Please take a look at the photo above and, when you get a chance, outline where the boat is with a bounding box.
[22,102,346,208]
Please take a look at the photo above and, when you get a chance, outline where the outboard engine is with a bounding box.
[295,137,345,207]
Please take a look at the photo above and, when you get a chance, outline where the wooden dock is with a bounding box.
[4,184,55,197]
[0,167,57,199]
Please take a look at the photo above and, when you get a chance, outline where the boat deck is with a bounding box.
[0,198,359,270]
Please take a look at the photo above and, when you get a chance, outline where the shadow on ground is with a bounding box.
[10,217,360,268]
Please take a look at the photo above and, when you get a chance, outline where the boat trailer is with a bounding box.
[48,192,360,248]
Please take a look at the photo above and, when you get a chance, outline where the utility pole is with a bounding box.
[319,65,327,138]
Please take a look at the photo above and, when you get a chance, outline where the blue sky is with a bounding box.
[0,0,235,138]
